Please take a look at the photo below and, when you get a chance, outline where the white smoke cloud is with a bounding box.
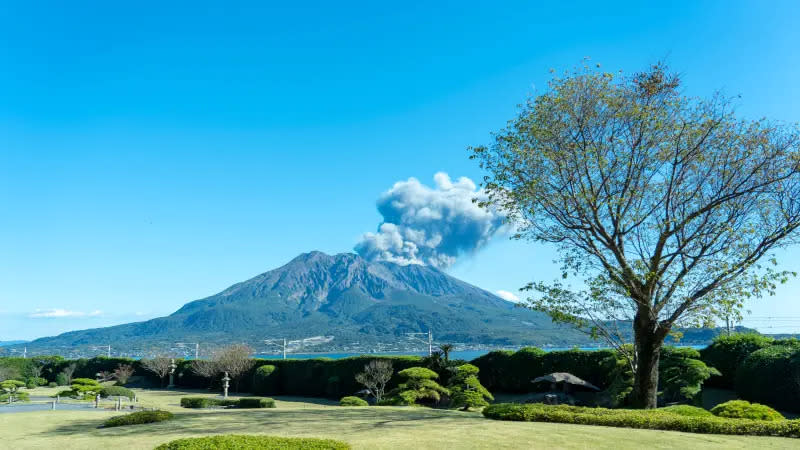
[355,172,506,268]
[495,290,520,302]
[29,309,103,318]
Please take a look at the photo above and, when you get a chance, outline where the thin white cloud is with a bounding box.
[495,290,520,302]
[29,309,103,319]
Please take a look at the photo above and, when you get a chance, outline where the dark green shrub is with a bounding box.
[180,397,214,408]
[25,381,36,389]
[659,347,720,404]
[711,400,784,421]
[384,367,449,406]
[55,373,69,386]
[48,382,57,388]
[736,344,800,412]
[448,364,493,410]
[100,386,135,400]
[154,435,350,449]
[700,333,774,389]
[482,403,800,437]
[237,397,275,408]
[252,365,278,395]
[340,396,368,406]
[103,410,173,427]
[659,405,713,417]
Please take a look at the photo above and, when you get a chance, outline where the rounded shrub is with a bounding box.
[48,382,58,388]
[658,405,712,417]
[397,367,439,380]
[252,364,278,395]
[700,333,774,389]
[154,435,350,449]
[711,400,785,421]
[103,410,174,427]
[339,396,368,406]
[100,386,135,400]
[736,343,800,412]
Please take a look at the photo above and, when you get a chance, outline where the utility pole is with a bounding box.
[91,345,111,357]
[264,339,287,359]
[406,330,433,356]
[176,342,200,359]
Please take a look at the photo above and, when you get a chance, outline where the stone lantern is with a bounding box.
[167,359,177,388]
[222,371,231,399]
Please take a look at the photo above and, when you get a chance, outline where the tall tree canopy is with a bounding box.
[471,62,800,408]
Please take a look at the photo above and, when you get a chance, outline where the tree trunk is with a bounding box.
[630,315,664,409]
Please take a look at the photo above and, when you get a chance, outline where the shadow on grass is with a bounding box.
[37,407,483,440]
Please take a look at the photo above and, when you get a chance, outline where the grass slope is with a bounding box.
[0,387,795,449]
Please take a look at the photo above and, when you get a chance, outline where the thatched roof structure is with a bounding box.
[531,372,600,391]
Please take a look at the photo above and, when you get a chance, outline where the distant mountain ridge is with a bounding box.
[19,251,587,356]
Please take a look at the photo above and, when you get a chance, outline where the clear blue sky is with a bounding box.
[2,1,799,341]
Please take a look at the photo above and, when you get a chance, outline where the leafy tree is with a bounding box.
[0,366,19,382]
[114,363,135,385]
[448,364,493,410]
[0,380,29,403]
[213,344,253,392]
[58,378,103,400]
[471,61,800,408]
[354,360,393,403]
[191,359,220,389]
[142,356,173,387]
[60,363,76,385]
[385,367,449,406]
[438,344,455,362]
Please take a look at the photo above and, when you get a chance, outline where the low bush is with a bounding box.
[339,396,368,406]
[47,382,57,388]
[711,400,784,421]
[659,405,712,417]
[236,397,275,408]
[483,403,800,438]
[100,386,135,400]
[180,396,274,409]
[155,435,350,449]
[103,410,173,428]
[384,367,449,406]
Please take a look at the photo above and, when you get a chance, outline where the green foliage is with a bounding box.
[448,364,493,410]
[736,343,800,412]
[47,382,57,388]
[55,373,69,386]
[384,366,449,406]
[60,378,103,399]
[0,380,29,402]
[471,347,616,393]
[252,365,278,395]
[483,403,800,437]
[339,396,369,406]
[180,396,274,409]
[700,333,774,388]
[598,348,633,407]
[659,405,713,417]
[100,386,135,400]
[711,400,785,421]
[659,347,720,404]
[154,435,351,450]
[103,410,174,428]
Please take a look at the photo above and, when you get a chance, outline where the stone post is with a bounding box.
[222,372,231,399]
[95,394,100,408]
[51,401,56,410]
[168,359,177,389]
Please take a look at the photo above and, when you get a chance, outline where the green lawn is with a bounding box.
[0,388,796,449]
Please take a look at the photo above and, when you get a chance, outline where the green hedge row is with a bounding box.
[471,347,616,393]
[155,435,351,450]
[483,403,800,438]
[735,343,800,412]
[103,410,174,428]
[180,396,275,409]
[699,334,775,389]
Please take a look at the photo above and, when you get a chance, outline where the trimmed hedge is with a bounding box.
[252,365,278,395]
[155,435,350,449]
[103,410,173,428]
[736,344,800,412]
[180,396,274,409]
[483,403,800,437]
[700,334,774,389]
[471,347,616,393]
[100,386,135,400]
[659,405,713,417]
[339,396,368,406]
[711,400,784,421]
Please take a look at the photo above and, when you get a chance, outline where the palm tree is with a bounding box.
[438,344,454,362]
